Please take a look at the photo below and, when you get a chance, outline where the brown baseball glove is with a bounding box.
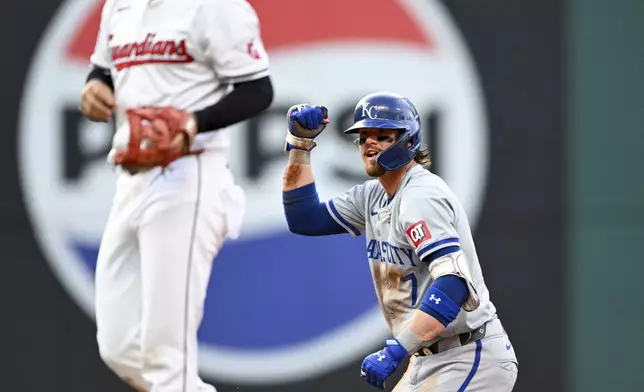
[113,106,199,169]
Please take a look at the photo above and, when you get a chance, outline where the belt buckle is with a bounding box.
[459,331,473,346]
[459,323,487,346]
[414,343,439,357]
[415,323,488,357]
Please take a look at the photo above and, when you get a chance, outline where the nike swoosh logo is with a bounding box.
[370,210,378,216]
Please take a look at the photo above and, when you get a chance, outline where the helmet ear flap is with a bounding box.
[376,131,417,171]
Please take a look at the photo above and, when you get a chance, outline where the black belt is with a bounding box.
[415,323,487,356]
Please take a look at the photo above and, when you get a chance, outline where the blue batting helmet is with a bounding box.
[344,92,421,171]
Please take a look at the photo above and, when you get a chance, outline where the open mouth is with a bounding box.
[365,150,379,158]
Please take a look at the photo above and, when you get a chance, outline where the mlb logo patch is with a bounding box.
[406,221,431,247]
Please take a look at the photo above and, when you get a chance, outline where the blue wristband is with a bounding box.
[419,286,461,327]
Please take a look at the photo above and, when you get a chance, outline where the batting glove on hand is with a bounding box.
[360,338,407,390]
[284,104,329,152]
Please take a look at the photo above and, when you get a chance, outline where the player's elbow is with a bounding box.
[283,205,326,236]
[235,75,274,113]
[282,183,346,236]
[257,76,274,111]
[285,209,346,236]
[283,211,303,234]
[285,219,313,236]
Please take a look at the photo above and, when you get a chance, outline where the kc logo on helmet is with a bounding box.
[361,101,379,119]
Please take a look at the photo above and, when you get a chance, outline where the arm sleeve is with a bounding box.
[198,0,270,83]
[193,76,273,133]
[283,183,347,236]
[89,0,114,69]
[419,274,469,326]
[399,186,460,261]
[326,183,369,237]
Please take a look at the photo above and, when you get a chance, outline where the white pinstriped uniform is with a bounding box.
[89,0,270,390]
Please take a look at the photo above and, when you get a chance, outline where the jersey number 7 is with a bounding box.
[401,272,418,307]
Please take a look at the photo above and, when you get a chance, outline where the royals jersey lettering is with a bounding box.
[327,165,497,338]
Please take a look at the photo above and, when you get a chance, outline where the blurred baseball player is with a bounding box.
[281,92,518,391]
[79,0,273,391]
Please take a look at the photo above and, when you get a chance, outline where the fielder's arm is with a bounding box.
[81,0,116,123]
[193,0,273,133]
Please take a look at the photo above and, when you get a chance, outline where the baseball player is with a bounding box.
[79,0,273,391]
[281,92,518,391]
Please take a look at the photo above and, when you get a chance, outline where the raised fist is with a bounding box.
[284,104,329,152]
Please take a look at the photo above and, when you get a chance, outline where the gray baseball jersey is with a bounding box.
[327,165,497,340]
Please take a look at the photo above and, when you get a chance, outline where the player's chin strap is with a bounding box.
[429,250,480,312]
